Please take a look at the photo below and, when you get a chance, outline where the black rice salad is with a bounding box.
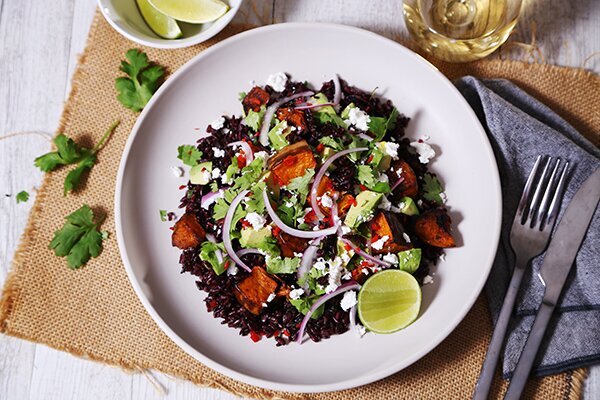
[170,73,456,346]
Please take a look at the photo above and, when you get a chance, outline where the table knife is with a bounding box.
[504,168,600,400]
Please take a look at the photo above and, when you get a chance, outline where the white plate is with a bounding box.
[115,23,502,393]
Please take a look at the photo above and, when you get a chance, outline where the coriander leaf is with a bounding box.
[289,294,325,319]
[245,104,266,131]
[266,256,301,274]
[116,49,165,112]
[348,135,369,162]
[212,188,239,220]
[319,136,343,151]
[276,195,304,228]
[422,173,444,204]
[49,204,104,269]
[63,151,96,195]
[16,190,29,203]
[357,165,390,193]
[177,145,203,166]
[314,112,346,128]
[286,168,315,203]
[199,241,227,275]
[245,181,267,215]
[34,134,84,172]
[159,210,167,221]
[238,91,247,101]
[232,157,265,192]
[386,107,399,131]
[368,117,387,140]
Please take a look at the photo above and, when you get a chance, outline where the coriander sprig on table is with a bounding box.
[35,120,120,195]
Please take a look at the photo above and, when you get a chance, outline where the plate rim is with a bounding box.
[114,22,502,393]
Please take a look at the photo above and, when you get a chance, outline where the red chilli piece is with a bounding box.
[250,331,262,342]
[237,153,247,166]
[359,184,367,191]
[316,143,325,153]
[178,185,187,190]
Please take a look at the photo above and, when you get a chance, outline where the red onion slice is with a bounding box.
[340,237,391,268]
[236,248,262,257]
[222,190,252,272]
[391,176,405,192]
[297,237,323,291]
[333,74,341,106]
[296,281,360,344]
[310,147,368,220]
[358,133,374,142]
[263,190,338,239]
[349,304,356,330]
[201,190,225,210]
[258,91,314,146]
[294,102,335,111]
[227,141,254,166]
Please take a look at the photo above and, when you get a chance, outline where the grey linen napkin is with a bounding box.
[455,77,600,378]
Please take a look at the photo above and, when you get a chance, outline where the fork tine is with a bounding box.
[544,161,569,229]
[527,156,552,226]
[517,155,542,220]
[537,159,561,229]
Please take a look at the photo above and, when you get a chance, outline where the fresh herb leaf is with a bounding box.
[34,134,83,171]
[115,49,165,112]
[289,294,325,319]
[319,136,343,151]
[199,241,227,275]
[285,168,315,204]
[231,157,266,192]
[238,91,247,101]
[49,204,105,269]
[268,120,289,150]
[177,145,203,166]
[245,181,267,215]
[63,151,95,195]
[212,189,238,220]
[276,195,304,228]
[422,173,444,204]
[159,210,167,221]
[244,104,266,131]
[266,256,301,274]
[16,190,29,203]
[368,107,399,141]
[357,164,391,193]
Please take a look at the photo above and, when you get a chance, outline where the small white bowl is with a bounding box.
[97,0,243,49]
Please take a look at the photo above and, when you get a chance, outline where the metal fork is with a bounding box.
[473,155,569,400]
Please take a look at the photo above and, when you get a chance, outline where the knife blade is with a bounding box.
[504,168,600,400]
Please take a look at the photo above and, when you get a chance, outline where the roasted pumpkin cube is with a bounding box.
[275,231,309,258]
[337,194,356,218]
[389,159,418,198]
[268,141,317,186]
[414,209,456,248]
[276,107,308,131]
[171,213,206,249]
[242,86,270,112]
[370,211,412,255]
[317,175,334,197]
[351,261,376,284]
[234,267,279,315]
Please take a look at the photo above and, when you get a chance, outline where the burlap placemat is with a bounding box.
[2,11,598,399]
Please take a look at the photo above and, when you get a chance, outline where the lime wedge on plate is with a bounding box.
[136,0,182,39]
[357,269,422,334]
[147,0,229,24]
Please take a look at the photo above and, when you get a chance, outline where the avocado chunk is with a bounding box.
[344,190,383,228]
[373,143,392,170]
[240,227,272,248]
[399,196,420,216]
[336,238,355,266]
[268,120,290,151]
[397,248,422,274]
[189,161,212,185]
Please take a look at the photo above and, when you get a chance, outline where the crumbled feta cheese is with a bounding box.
[340,225,352,235]
[396,167,404,177]
[378,173,389,183]
[211,167,221,180]
[262,302,268,308]
[383,142,400,159]
[320,193,333,208]
[356,325,367,337]
[417,199,424,207]
[212,147,225,158]
[293,252,303,258]
[327,258,343,293]
[440,192,447,204]
[227,263,238,276]
[382,253,399,265]
[199,169,212,183]
[340,291,358,311]
[210,116,225,130]
[325,283,339,294]
[314,258,327,271]
[170,166,183,177]
[371,235,389,250]
[289,288,304,300]
[296,216,305,225]
[410,138,436,164]
[439,253,446,262]
[378,196,392,211]
[245,212,266,230]
[266,293,276,303]
[266,72,288,92]
[423,275,434,285]
[402,232,411,243]
[342,271,352,280]
[254,151,268,159]
[344,107,371,131]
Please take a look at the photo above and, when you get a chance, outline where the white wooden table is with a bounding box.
[1,1,598,399]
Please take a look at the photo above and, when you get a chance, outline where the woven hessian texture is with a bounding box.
[2,10,598,400]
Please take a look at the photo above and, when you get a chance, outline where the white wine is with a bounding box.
[403,0,522,62]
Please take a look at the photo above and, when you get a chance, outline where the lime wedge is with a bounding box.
[136,0,182,39]
[357,270,421,334]
[147,0,229,24]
